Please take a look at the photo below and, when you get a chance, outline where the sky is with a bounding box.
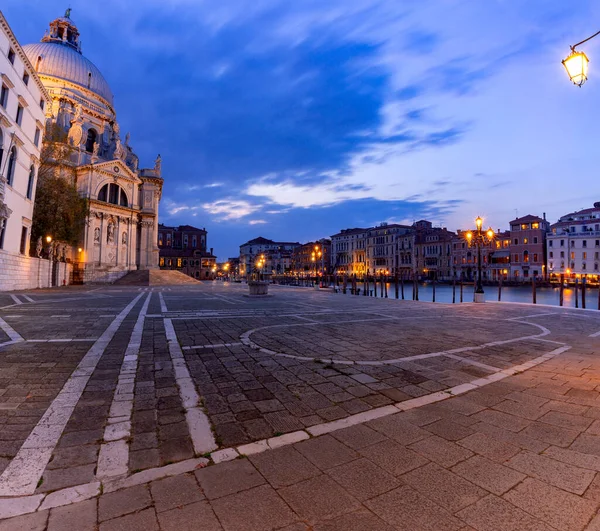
[4,1,600,259]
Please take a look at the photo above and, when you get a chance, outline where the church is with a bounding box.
[23,10,163,282]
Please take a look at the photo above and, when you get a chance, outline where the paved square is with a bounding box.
[0,281,599,529]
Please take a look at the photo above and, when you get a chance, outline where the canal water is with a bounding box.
[336,282,600,309]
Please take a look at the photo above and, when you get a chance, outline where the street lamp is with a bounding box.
[465,216,495,303]
[562,30,600,86]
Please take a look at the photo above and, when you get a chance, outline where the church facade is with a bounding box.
[23,11,163,283]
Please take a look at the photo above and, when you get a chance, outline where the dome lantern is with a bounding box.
[41,9,81,53]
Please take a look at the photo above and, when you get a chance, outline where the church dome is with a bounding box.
[22,12,114,106]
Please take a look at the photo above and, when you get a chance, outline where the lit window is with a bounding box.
[532,222,539,229]
[177,258,182,268]
[159,257,165,267]
[521,224,528,230]
[523,238,528,244]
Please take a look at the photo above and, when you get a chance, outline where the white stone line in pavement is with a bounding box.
[26,339,97,343]
[164,318,217,455]
[240,316,551,367]
[10,295,23,305]
[0,316,24,343]
[159,292,168,313]
[292,315,320,323]
[96,292,153,479]
[531,337,567,346]
[0,293,144,497]
[182,342,243,351]
[22,295,35,303]
[508,312,558,320]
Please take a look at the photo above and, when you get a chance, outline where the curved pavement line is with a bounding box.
[0,342,572,521]
[239,315,552,366]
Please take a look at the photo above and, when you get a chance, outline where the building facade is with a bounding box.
[509,215,548,281]
[0,12,60,290]
[291,239,331,276]
[157,223,216,279]
[366,223,412,275]
[239,237,299,276]
[547,202,600,281]
[413,221,454,280]
[330,228,367,275]
[23,11,163,283]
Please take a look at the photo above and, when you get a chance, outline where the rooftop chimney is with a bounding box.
[543,212,546,221]
[210,247,213,255]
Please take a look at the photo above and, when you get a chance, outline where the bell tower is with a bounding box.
[41,9,81,53]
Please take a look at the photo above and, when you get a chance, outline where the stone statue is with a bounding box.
[125,132,130,147]
[68,104,84,147]
[65,8,72,18]
[60,245,66,262]
[36,237,43,258]
[113,121,120,137]
[107,221,115,244]
[114,139,125,161]
[73,104,83,123]
[122,231,128,245]
[94,227,100,242]
[92,141,100,157]
[154,154,162,173]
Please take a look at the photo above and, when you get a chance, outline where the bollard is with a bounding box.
[384,276,388,298]
[401,275,405,300]
[560,274,564,306]
[582,277,586,309]
[460,280,463,303]
[598,283,600,311]
[575,278,579,309]
[415,278,419,301]
[452,279,456,304]
[532,276,536,305]
[364,277,368,296]
[432,277,436,303]
[498,275,502,302]
[395,273,399,299]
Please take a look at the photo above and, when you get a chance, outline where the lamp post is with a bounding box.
[465,216,495,303]
[562,30,600,86]
[312,244,323,288]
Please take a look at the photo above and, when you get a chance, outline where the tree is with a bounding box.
[31,124,89,248]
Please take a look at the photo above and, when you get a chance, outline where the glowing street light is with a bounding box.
[562,30,600,86]
[465,216,495,302]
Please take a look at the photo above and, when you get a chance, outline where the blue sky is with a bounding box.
[4,1,600,259]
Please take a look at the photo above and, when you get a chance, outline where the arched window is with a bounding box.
[27,165,35,199]
[523,250,529,263]
[97,183,128,207]
[87,72,92,88]
[36,56,42,71]
[85,128,97,153]
[6,146,16,186]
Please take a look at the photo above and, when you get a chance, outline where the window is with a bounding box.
[183,235,188,247]
[22,72,29,86]
[166,233,172,246]
[549,251,553,258]
[549,240,553,247]
[514,254,519,262]
[34,127,41,148]
[0,84,8,108]
[159,257,165,267]
[521,224,529,230]
[583,240,587,248]
[177,258,182,268]
[26,165,35,199]
[158,233,163,246]
[0,130,3,168]
[514,238,518,245]
[532,222,539,229]
[523,251,529,263]
[97,183,128,207]
[533,253,538,262]
[571,252,575,260]
[596,240,600,247]
[0,219,6,249]
[8,48,15,65]
[583,263,587,270]
[523,238,528,244]
[16,105,23,126]
[6,147,16,186]
[192,235,197,248]
[560,251,564,258]
[533,237,538,244]
[85,129,97,153]
[571,240,575,247]
[39,99,45,111]
[19,226,28,255]
[560,240,564,247]
[583,252,587,260]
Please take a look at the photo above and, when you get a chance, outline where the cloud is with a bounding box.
[249,219,267,225]
[202,199,259,220]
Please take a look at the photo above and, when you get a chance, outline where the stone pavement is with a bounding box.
[0,282,599,529]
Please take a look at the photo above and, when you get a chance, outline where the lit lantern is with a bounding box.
[562,49,589,86]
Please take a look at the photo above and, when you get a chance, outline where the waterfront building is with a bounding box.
[239,236,299,276]
[509,214,549,281]
[291,239,331,276]
[330,228,367,275]
[489,230,512,281]
[0,12,53,290]
[547,202,600,281]
[366,223,412,275]
[413,220,454,280]
[396,231,414,278]
[23,10,163,283]
[158,223,216,279]
[451,229,510,281]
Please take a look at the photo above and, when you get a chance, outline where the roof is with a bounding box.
[158,224,206,233]
[240,237,300,247]
[509,214,545,224]
[159,249,215,258]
